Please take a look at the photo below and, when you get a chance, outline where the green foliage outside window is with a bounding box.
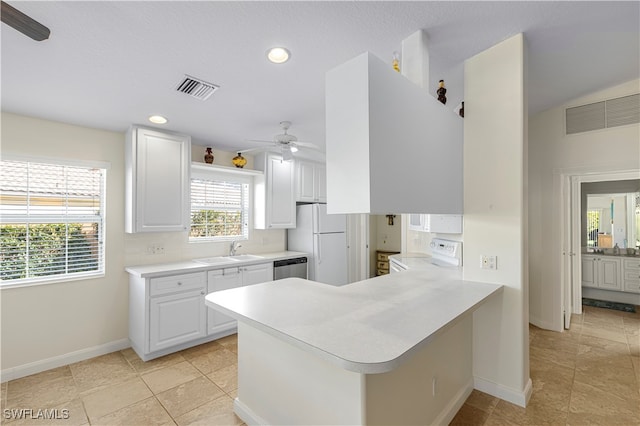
[190,210,243,239]
[0,223,99,281]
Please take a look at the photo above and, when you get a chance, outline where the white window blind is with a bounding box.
[190,172,249,241]
[0,159,106,286]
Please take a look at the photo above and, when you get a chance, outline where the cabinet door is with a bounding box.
[581,256,597,288]
[267,154,296,228]
[207,268,242,335]
[242,262,274,286]
[127,127,190,233]
[316,164,327,203]
[598,258,621,290]
[296,161,316,202]
[149,289,206,352]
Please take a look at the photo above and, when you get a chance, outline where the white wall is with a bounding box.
[528,79,640,331]
[463,34,530,406]
[0,112,286,376]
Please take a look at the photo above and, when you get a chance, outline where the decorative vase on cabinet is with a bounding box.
[125,125,191,233]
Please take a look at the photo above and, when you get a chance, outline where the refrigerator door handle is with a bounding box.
[316,237,322,264]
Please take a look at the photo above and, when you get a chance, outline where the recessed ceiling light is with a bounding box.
[267,47,290,64]
[148,115,168,124]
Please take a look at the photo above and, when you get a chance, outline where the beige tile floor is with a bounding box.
[1,305,638,425]
[451,305,640,426]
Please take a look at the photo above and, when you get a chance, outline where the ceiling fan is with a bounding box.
[241,121,321,161]
[1,1,50,41]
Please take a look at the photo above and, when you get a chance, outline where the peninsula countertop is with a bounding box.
[205,265,503,374]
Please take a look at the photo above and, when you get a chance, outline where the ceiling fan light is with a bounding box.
[267,47,290,64]
[148,115,168,124]
[290,145,299,153]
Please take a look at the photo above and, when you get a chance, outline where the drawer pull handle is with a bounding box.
[177,282,183,286]
[201,290,205,295]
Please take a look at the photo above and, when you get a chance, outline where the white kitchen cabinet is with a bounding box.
[207,262,273,335]
[129,271,207,359]
[296,160,327,203]
[325,52,463,215]
[207,268,242,335]
[623,258,640,293]
[125,125,191,233]
[253,152,296,229]
[581,255,621,290]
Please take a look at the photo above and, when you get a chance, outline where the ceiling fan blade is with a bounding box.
[294,141,322,151]
[246,139,276,144]
[1,1,50,41]
[238,146,270,154]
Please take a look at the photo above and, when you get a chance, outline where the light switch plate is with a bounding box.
[481,255,497,270]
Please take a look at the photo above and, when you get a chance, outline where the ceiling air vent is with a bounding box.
[566,93,639,135]
[175,75,219,101]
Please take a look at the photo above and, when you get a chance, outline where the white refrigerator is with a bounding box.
[287,203,348,286]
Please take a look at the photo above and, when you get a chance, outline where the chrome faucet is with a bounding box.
[229,240,242,256]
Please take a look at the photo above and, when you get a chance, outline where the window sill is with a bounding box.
[0,272,106,290]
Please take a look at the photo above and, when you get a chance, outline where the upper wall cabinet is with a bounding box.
[295,160,327,203]
[125,126,191,233]
[253,152,296,229]
[325,52,463,215]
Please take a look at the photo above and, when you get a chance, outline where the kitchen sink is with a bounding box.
[226,254,265,261]
[193,254,265,265]
[193,257,234,265]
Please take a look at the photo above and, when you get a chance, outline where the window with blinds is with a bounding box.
[190,172,249,242]
[0,159,106,286]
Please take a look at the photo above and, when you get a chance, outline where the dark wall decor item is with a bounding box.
[437,80,447,105]
[204,147,214,164]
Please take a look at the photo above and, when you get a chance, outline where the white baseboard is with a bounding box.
[1,339,131,383]
[474,376,532,408]
[432,377,474,426]
[234,397,270,426]
[529,315,562,332]
[234,379,474,426]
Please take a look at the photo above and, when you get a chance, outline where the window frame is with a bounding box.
[189,168,252,243]
[0,155,109,289]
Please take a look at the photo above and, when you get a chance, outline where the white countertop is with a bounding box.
[205,264,503,374]
[125,251,308,278]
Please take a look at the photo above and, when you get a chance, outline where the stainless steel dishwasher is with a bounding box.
[273,257,308,280]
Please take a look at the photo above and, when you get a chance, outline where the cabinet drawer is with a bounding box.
[624,280,640,293]
[624,258,640,270]
[377,269,389,276]
[377,261,389,270]
[624,270,640,280]
[377,253,390,261]
[150,272,205,296]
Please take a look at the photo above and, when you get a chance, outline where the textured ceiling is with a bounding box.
[2,1,638,153]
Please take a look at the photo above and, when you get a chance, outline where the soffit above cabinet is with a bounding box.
[325,52,463,215]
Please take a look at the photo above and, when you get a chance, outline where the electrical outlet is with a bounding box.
[147,243,165,255]
[481,255,497,270]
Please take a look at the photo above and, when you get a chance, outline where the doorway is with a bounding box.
[560,169,640,329]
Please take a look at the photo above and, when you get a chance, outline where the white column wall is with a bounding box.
[463,34,531,405]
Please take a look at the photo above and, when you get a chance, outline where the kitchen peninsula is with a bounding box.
[205,265,503,425]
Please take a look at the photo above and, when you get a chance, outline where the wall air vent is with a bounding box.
[175,75,219,101]
[566,93,639,135]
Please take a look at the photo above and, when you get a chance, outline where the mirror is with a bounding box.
[586,193,639,248]
[582,180,640,249]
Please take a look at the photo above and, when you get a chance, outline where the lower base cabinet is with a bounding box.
[208,263,274,335]
[581,255,621,290]
[129,261,274,361]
